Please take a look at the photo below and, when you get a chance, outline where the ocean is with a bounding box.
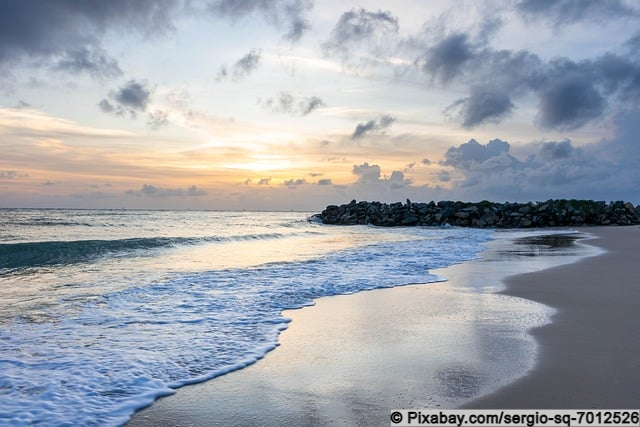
[0,209,496,426]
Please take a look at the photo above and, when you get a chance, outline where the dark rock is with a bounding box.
[401,215,419,226]
[317,199,640,228]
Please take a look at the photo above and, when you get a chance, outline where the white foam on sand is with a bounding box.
[127,229,600,426]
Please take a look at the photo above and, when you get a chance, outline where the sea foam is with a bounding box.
[0,210,492,426]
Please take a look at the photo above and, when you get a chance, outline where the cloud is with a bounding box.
[537,139,575,161]
[208,0,312,42]
[0,107,135,139]
[625,32,640,55]
[114,80,151,110]
[352,162,381,183]
[0,0,178,75]
[260,92,325,116]
[148,109,169,130]
[325,8,398,47]
[437,117,640,202]
[388,170,410,189]
[419,33,475,85]
[0,170,19,179]
[323,8,399,62]
[284,178,307,187]
[441,138,518,170]
[98,99,115,114]
[438,170,451,182]
[233,49,261,77]
[516,0,637,25]
[445,87,515,128]
[351,114,396,139]
[531,54,640,129]
[218,49,262,81]
[14,100,30,109]
[536,74,605,130]
[413,28,640,130]
[125,184,207,198]
[53,46,122,79]
[317,178,332,185]
[351,162,412,193]
[404,162,416,171]
[257,178,272,185]
[99,80,152,118]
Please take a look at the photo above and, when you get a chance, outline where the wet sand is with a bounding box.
[127,228,631,426]
[466,226,640,408]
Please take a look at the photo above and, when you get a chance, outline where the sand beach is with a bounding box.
[467,226,640,409]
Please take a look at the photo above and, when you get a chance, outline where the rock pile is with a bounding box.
[316,199,640,228]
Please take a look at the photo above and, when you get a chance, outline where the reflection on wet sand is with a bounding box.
[128,231,600,427]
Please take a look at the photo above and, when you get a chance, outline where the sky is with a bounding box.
[1,0,640,211]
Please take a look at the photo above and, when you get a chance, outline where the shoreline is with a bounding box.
[466,226,640,408]
[127,227,613,426]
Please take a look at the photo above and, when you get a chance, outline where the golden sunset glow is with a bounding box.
[1,2,639,209]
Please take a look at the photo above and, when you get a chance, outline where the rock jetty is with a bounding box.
[316,199,640,228]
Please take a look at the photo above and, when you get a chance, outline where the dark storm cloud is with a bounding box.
[516,0,637,25]
[414,27,640,130]
[0,0,178,75]
[114,80,151,111]
[445,87,515,128]
[536,75,605,130]
[260,92,324,116]
[625,32,640,55]
[351,114,396,139]
[419,33,475,85]
[99,80,152,118]
[218,49,262,81]
[529,54,640,129]
[352,120,376,138]
[437,124,640,202]
[590,53,640,102]
[208,0,313,42]
[537,140,575,161]
[413,31,539,126]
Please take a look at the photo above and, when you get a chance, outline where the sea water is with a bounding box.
[0,209,495,426]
